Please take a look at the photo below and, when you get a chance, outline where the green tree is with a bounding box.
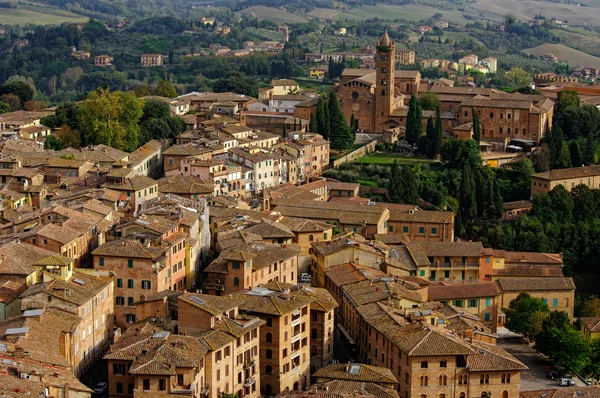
[388,161,419,204]
[316,98,327,138]
[425,117,436,158]
[570,140,583,167]
[556,89,580,116]
[309,113,317,133]
[154,80,177,98]
[472,107,481,142]
[140,118,171,144]
[135,85,153,97]
[56,125,82,148]
[0,80,34,105]
[458,162,477,234]
[0,102,8,114]
[504,292,549,340]
[433,105,443,156]
[79,88,143,152]
[213,71,259,97]
[142,99,171,121]
[588,338,600,380]
[580,296,600,318]
[441,139,481,170]
[282,123,287,138]
[405,95,422,146]
[505,67,532,88]
[418,92,440,111]
[328,92,351,150]
[44,135,64,150]
[534,312,590,374]
[554,141,572,169]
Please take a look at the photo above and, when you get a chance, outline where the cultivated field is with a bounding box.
[307,8,341,20]
[240,6,308,24]
[473,0,600,26]
[0,6,88,25]
[553,28,600,58]
[333,4,472,24]
[523,43,600,69]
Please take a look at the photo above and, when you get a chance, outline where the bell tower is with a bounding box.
[375,30,395,133]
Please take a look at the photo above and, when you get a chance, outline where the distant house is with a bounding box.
[141,54,163,67]
[434,20,449,29]
[94,54,113,66]
[418,26,433,34]
[71,49,90,60]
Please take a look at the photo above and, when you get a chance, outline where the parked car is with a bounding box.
[299,273,312,283]
[547,371,563,380]
[93,382,108,395]
[559,378,576,386]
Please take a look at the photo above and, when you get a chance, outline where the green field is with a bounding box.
[0,6,88,25]
[333,4,472,24]
[523,43,600,69]
[354,152,438,165]
[553,28,600,58]
[240,6,308,24]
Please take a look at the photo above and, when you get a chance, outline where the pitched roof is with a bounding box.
[520,387,600,398]
[325,263,387,287]
[497,277,575,291]
[532,165,600,181]
[429,281,502,300]
[0,280,27,304]
[234,290,314,315]
[313,363,397,384]
[387,209,453,224]
[244,220,295,239]
[103,175,158,191]
[278,217,332,233]
[503,251,563,266]
[158,175,213,195]
[420,241,484,257]
[178,293,237,315]
[92,240,166,260]
[0,242,58,276]
[291,286,338,312]
[580,317,600,332]
[467,340,527,371]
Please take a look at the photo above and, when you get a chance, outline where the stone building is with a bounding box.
[530,165,600,197]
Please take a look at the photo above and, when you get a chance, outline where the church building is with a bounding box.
[336,31,421,133]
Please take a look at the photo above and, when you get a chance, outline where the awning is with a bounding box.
[337,323,356,345]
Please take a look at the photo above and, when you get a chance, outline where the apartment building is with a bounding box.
[203,242,300,294]
[177,293,264,398]
[20,255,115,376]
[233,287,313,395]
[92,240,169,328]
[141,54,164,67]
[386,208,455,243]
[530,165,600,197]
[102,170,159,211]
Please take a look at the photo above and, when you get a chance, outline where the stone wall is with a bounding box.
[332,140,378,169]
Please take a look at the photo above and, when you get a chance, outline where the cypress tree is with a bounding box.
[425,117,435,158]
[472,107,481,142]
[458,162,477,235]
[309,113,317,133]
[328,91,352,150]
[350,113,357,140]
[293,117,297,131]
[316,98,327,139]
[433,105,443,156]
[570,140,582,167]
[323,100,330,140]
[406,95,422,146]
[491,175,504,219]
[282,123,287,138]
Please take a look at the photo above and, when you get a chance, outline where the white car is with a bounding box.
[559,378,575,387]
[93,382,108,394]
[299,273,312,283]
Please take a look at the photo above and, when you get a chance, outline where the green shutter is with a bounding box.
[117,279,123,288]
[128,259,133,268]
[128,279,134,288]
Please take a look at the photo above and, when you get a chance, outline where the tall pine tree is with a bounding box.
[433,105,443,156]
[472,107,481,142]
[458,162,477,235]
[316,98,328,139]
[323,100,331,140]
[328,91,352,150]
[309,113,317,133]
[405,95,420,145]
[425,117,436,158]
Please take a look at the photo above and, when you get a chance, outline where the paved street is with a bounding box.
[497,335,586,391]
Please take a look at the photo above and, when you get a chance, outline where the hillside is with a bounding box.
[523,43,600,69]
[240,6,308,24]
[0,5,88,25]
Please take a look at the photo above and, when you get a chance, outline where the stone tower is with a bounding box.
[375,30,395,133]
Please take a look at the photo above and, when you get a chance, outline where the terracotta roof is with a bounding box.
[373,234,409,244]
[420,241,484,257]
[244,220,295,239]
[532,165,600,181]
[103,175,158,191]
[467,340,527,371]
[328,181,360,191]
[429,281,502,301]
[503,251,563,266]
[158,175,213,195]
[520,387,600,398]
[497,277,575,291]
[234,290,314,316]
[493,266,564,277]
[387,209,453,224]
[343,279,424,307]
[580,317,600,332]
[325,263,386,287]
[503,200,533,210]
[0,280,27,304]
[291,286,338,312]
[313,363,397,384]
[278,380,400,398]
[92,239,166,260]
[278,217,331,233]
[178,292,237,315]
[0,242,57,276]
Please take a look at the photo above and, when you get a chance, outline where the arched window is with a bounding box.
[502,374,506,383]
[458,375,463,385]
[439,375,447,385]
[284,331,288,341]
[485,375,490,384]
[506,374,510,383]
[293,382,299,391]
[440,394,445,398]
[420,395,426,398]
[266,332,272,343]
[480,375,485,385]
[460,394,465,398]
[481,392,488,398]
[503,392,508,398]
[233,277,239,287]
[309,235,314,242]
[266,349,272,359]
[266,365,272,375]
[420,376,428,386]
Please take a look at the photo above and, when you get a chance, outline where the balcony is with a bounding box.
[243,377,256,387]
[291,333,301,343]
[291,366,300,374]
[198,384,210,396]
[291,311,301,327]
[171,381,195,395]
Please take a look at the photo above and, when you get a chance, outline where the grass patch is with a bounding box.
[334,4,471,24]
[522,43,600,69]
[354,152,438,165]
[357,178,378,187]
[240,6,308,24]
[0,6,88,24]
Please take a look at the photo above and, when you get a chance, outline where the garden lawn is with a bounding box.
[355,152,438,165]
